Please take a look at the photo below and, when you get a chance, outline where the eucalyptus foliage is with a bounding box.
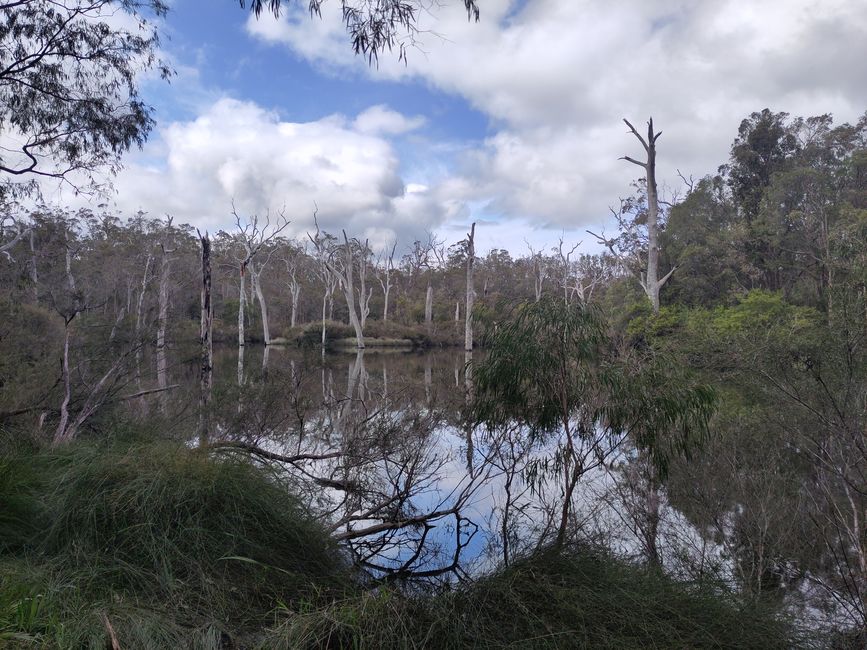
[473,297,715,479]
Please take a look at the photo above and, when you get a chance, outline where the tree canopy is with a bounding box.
[0,0,170,197]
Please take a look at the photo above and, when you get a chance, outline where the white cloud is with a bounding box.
[104,98,448,244]
[353,105,426,135]
[245,0,867,235]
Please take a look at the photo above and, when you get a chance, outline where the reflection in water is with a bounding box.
[159,345,851,630]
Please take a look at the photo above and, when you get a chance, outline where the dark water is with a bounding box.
[153,344,848,633]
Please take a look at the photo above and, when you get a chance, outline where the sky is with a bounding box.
[47,0,867,255]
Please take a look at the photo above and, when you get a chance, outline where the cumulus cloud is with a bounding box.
[353,105,426,135]
[245,0,867,233]
[106,98,447,247]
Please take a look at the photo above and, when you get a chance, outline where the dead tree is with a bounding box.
[230,206,290,347]
[465,222,476,352]
[525,241,546,302]
[356,238,373,329]
[155,217,176,406]
[591,118,676,313]
[308,219,366,348]
[375,241,397,323]
[308,218,338,349]
[198,230,213,445]
[282,242,305,328]
[555,236,580,305]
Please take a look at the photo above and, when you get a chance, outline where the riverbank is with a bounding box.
[0,435,800,648]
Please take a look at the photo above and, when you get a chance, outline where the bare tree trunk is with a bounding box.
[321,287,328,348]
[376,242,396,323]
[55,324,72,443]
[198,233,213,445]
[134,252,153,387]
[455,300,460,323]
[251,265,271,345]
[109,307,126,343]
[465,222,476,352]
[238,264,247,347]
[340,233,365,349]
[29,228,38,302]
[290,278,300,328]
[622,118,675,313]
[425,282,433,329]
[156,251,171,406]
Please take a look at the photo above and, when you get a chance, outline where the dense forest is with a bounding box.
[3,0,867,648]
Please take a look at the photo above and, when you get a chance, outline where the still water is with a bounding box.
[157,344,849,635]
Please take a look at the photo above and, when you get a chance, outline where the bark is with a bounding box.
[622,118,675,313]
[55,324,72,444]
[29,228,38,301]
[134,252,153,387]
[289,272,301,328]
[198,233,213,445]
[425,282,433,329]
[376,242,396,323]
[238,263,247,347]
[251,265,271,345]
[339,232,365,349]
[465,222,476,352]
[0,219,28,262]
[454,300,460,323]
[356,239,372,329]
[156,247,171,403]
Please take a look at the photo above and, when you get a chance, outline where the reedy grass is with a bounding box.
[0,435,803,649]
[263,550,801,649]
[0,437,347,648]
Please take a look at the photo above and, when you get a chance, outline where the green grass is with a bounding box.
[262,550,799,649]
[0,436,801,649]
[0,438,347,648]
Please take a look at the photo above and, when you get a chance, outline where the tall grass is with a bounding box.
[263,550,800,649]
[0,436,803,648]
[0,438,347,648]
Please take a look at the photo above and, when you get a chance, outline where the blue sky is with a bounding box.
[61,0,867,254]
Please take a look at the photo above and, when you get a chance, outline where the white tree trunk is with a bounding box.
[134,252,153,387]
[156,252,171,399]
[55,325,72,444]
[425,283,433,328]
[238,265,247,347]
[465,223,476,352]
[622,118,675,313]
[198,233,213,446]
[340,234,365,349]
[290,279,300,328]
[251,265,271,345]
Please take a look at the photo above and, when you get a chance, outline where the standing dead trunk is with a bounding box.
[425,282,433,329]
[250,265,271,345]
[55,322,73,444]
[622,118,675,313]
[198,232,213,445]
[454,300,460,323]
[376,242,396,323]
[356,239,372,329]
[290,281,300,328]
[29,228,38,302]
[156,246,172,408]
[238,263,247,347]
[134,252,153,387]
[465,223,476,352]
[339,232,365,349]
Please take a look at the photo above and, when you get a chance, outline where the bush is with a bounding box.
[0,439,347,648]
[263,549,800,649]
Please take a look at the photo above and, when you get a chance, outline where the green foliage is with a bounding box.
[473,297,715,478]
[0,438,347,648]
[262,548,799,649]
